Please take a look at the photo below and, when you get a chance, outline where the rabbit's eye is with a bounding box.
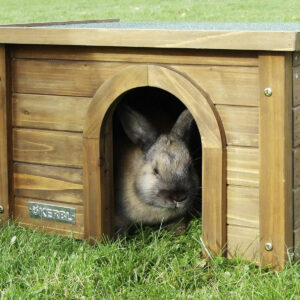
[153,167,159,175]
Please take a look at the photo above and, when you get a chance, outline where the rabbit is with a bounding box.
[114,104,200,232]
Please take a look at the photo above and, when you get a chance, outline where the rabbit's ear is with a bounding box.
[118,104,158,151]
[171,109,194,143]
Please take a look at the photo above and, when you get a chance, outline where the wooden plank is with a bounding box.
[216,105,258,147]
[259,53,293,268]
[172,65,259,106]
[295,227,300,260]
[13,128,83,168]
[227,185,259,228]
[12,59,130,97]
[14,197,84,239]
[227,146,259,187]
[293,52,300,67]
[12,93,92,131]
[0,27,297,51]
[294,66,300,106]
[294,188,300,229]
[14,163,83,205]
[227,225,260,263]
[0,45,10,223]
[293,105,300,147]
[293,147,300,188]
[12,45,259,67]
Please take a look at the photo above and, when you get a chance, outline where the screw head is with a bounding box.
[296,72,299,80]
[265,242,273,251]
[0,205,4,213]
[264,88,272,97]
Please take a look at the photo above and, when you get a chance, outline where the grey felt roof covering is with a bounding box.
[39,22,300,31]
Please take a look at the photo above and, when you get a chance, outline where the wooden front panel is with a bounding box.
[14,197,84,239]
[14,163,83,205]
[13,129,83,168]
[293,57,300,260]
[11,45,260,255]
[12,94,92,132]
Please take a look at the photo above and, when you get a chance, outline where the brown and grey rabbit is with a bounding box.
[114,104,199,232]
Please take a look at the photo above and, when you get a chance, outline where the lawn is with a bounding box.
[0,0,300,299]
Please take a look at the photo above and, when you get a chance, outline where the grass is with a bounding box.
[0,0,299,24]
[0,220,299,299]
[0,1,300,298]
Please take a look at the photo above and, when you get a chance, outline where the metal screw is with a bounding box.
[0,206,4,213]
[265,242,273,251]
[295,55,298,62]
[264,88,272,97]
[296,72,299,80]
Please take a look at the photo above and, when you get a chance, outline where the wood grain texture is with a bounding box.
[293,105,300,147]
[295,227,300,259]
[227,225,260,263]
[259,53,293,268]
[0,45,9,222]
[294,66,300,106]
[227,146,259,187]
[294,52,300,67]
[0,28,298,51]
[13,128,83,168]
[12,93,92,131]
[294,188,300,229]
[12,59,129,97]
[12,45,259,67]
[293,147,300,188]
[172,65,259,106]
[14,163,83,205]
[14,197,84,239]
[216,105,259,147]
[227,185,259,228]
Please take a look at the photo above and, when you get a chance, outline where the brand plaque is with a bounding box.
[28,202,76,224]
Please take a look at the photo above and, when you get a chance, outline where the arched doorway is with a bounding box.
[83,65,226,254]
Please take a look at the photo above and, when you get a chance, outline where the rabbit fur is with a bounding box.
[114,104,199,232]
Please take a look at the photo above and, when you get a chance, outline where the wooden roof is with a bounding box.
[0,20,299,51]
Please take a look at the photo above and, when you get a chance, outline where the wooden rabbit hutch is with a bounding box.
[0,20,299,268]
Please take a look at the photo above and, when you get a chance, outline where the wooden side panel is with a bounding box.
[12,59,130,97]
[259,53,293,268]
[294,188,300,229]
[0,45,9,222]
[172,65,259,106]
[227,185,259,228]
[216,105,259,147]
[227,225,260,263]
[227,146,259,187]
[12,45,259,67]
[295,227,300,260]
[14,163,83,205]
[13,128,83,168]
[14,197,84,239]
[294,147,300,187]
[293,52,300,67]
[12,94,92,131]
[293,106,300,147]
[293,66,300,106]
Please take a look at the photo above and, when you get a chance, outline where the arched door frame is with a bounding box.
[83,64,226,254]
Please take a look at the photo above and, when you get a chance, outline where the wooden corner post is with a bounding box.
[0,45,9,223]
[259,53,293,268]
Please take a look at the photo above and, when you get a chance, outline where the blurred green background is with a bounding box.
[0,0,299,24]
